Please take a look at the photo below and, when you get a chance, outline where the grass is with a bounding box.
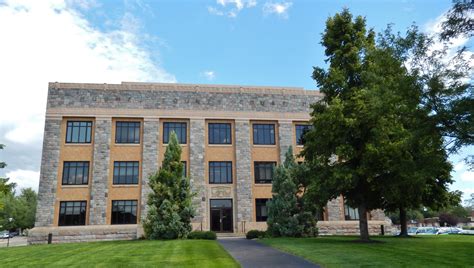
[0,239,239,267]
[261,235,474,267]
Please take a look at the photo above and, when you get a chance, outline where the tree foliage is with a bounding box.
[143,132,194,239]
[440,0,474,41]
[267,147,318,237]
[0,188,37,231]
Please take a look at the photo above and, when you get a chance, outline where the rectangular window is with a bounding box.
[62,161,89,185]
[66,121,92,143]
[115,121,140,144]
[113,161,139,184]
[163,122,187,144]
[253,124,275,145]
[344,203,360,220]
[256,199,269,222]
[209,161,232,184]
[111,200,138,224]
[182,161,187,178]
[208,123,232,144]
[254,162,276,184]
[58,201,87,226]
[295,124,312,146]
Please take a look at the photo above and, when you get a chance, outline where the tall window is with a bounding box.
[256,199,269,222]
[115,121,140,144]
[209,123,232,144]
[344,203,360,220]
[295,124,312,145]
[66,121,92,143]
[113,161,139,184]
[209,161,232,184]
[254,162,276,184]
[58,201,87,226]
[182,161,187,178]
[253,124,275,145]
[163,122,187,144]
[62,161,89,185]
[111,200,137,224]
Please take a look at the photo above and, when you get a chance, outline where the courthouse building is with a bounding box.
[28,82,390,244]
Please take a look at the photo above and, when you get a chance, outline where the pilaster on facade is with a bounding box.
[327,196,344,221]
[89,117,112,225]
[35,117,62,227]
[235,119,252,230]
[189,119,206,227]
[278,120,293,163]
[140,118,160,220]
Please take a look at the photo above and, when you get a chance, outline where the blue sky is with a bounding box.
[0,0,472,202]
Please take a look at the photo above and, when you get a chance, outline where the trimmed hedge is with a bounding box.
[246,230,267,239]
[187,231,217,240]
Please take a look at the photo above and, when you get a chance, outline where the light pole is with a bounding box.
[7,218,13,248]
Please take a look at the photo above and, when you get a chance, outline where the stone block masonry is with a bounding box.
[235,119,252,231]
[140,118,160,219]
[190,119,206,227]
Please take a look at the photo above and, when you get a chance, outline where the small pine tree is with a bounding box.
[143,132,195,239]
[267,147,318,237]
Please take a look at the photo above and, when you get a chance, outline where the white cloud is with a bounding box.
[208,0,258,18]
[461,170,474,182]
[6,169,40,192]
[201,70,216,81]
[263,1,292,18]
[0,0,175,191]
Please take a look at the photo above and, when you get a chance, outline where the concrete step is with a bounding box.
[216,233,245,238]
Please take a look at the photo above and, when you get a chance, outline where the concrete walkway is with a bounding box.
[218,238,319,268]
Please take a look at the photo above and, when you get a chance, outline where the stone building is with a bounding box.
[28,82,390,244]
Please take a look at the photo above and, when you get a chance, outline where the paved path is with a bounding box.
[0,236,27,248]
[218,238,319,268]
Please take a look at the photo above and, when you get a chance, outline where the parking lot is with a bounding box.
[0,236,27,248]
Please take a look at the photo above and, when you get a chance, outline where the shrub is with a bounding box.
[246,230,267,239]
[187,231,217,240]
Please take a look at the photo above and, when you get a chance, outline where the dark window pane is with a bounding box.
[253,124,275,145]
[58,201,87,226]
[210,199,232,208]
[254,162,276,184]
[163,122,187,144]
[209,162,232,184]
[256,199,269,222]
[66,121,92,143]
[62,162,89,185]
[296,124,312,145]
[116,121,141,144]
[111,200,137,224]
[113,161,139,184]
[344,203,359,220]
[208,123,232,144]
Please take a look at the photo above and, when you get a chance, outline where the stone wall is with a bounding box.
[35,117,62,227]
[189,119,206,226]
[28,225,138,244]
[278,120,293,162]
[89,118,111,225]
[140,119,159,219]
[327,197,344,221]
[317,220,394,236]
[235,120,252,232]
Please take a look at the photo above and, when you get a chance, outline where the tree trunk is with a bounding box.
[358,204,370,242]
[399,206,408,237]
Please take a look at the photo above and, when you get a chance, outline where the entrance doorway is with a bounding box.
[210,199,233,232]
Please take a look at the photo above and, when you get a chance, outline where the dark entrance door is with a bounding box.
[210,199,233,232]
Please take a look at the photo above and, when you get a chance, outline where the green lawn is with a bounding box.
[261,235,474,267]
[0,239,239,267]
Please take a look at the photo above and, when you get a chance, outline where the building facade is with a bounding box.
[28,82,390,244]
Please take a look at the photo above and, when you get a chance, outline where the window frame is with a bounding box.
[115,121,141,144]
[163,122,187,144]
[65,121,93,144]
[111,200,138,225]
[256,198,269,222]
[209,161,233,184]
[208,123,232,145]
[62,161,90,185]
[254,161,276,184]
[295,124,312,146]
[113,161,140,185]
[58,201,87,226]
[253,124,276,145]
[344,203,360,221]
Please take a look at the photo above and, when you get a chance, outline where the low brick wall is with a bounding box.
[27,225,139,245]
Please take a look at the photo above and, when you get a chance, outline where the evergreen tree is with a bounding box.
[143,132,194,239]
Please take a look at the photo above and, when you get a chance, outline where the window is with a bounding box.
[62,161,89,185]
[115,121,140,144]
[209,161,232,184]
[111,200,137,224]
[163,122,187,144]
[254,162,276,184]
[113,161,139,184]
[209,123,232,144]
[182,161,187,178]
[344,203,360,220]
[295,124,312,145]
[256,199,269,222]
[58,201,87,226]
[253,124,275,145]
[66,121,92,143]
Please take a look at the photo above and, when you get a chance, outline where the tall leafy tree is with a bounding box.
[143,132,194,239]
[440,0,473,41]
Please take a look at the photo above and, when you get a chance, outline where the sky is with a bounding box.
[0,0,472,202]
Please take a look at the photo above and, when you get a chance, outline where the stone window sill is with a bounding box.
[64,143,93,147]
[207,144,233,147]
[112,185,139,188]
[61,185,89,188]
[114,143,141,147]
[252,145,277,148]
[254,184,272,187]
